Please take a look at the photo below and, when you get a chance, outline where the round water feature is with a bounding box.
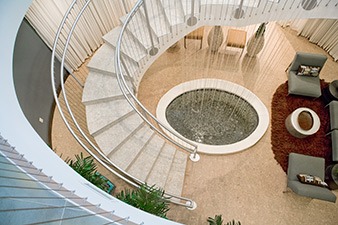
[156,79,269,154]
[166,89,259,145]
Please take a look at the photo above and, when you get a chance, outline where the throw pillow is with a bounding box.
[297,173,328,188]
[297,65,321,77]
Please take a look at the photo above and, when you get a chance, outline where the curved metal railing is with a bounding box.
[115,0,200,163]
[51,0,196,209]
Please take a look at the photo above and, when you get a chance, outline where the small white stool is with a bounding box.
[285,107,320,138]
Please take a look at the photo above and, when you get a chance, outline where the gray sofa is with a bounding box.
[287,52,327,97]
[330,101,338,130]
[329,101,338,161]
[287,153,336,202]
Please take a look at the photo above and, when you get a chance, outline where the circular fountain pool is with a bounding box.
[156,79,269,154]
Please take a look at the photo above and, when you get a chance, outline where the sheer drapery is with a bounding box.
[25,0,131,71]
[298,19,338,61]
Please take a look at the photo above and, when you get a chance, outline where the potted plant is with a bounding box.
[66,152,115,193]
[207,214,223,225]
[207,26,224,53]
[246,22,267,57]
[207,215,241,225]
[116,184,170,218]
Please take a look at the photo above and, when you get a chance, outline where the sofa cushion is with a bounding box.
[332,130,338,162]
[329,101,338,130]
[297,173,328,188]
[297,65,321,77]
[288,180,336,202]
[288,71,321,97]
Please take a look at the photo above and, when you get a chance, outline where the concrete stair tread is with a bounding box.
[146,143,176,188]
[109,125,154,170]
[163,150,187,197]
[86,99,134,135]
[127,135,164,181]
[181,0,200,16]
[94,113,143,155]
[120,14,157,49]
[103,26,147,62]
[82,71,123,104]
[87,43,138,77]
[87,44,116,75]
[145,0,171,37]
[161,0,185,26]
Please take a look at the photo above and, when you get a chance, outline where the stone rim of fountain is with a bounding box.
[156,79,270,155]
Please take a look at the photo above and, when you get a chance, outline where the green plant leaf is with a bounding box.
[207,215,223,225]
[226,219,241,225]
[116,184,170,218]
[66,153,109,192]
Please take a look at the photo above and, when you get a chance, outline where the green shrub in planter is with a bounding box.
[207,215,241,225]
[207,214,223,225]
[66,152,114,193]
[116,184,170,218]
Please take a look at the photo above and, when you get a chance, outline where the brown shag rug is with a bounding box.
[271,80,332,173]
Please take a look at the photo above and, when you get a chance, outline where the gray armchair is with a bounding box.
[287,52,327,97]
[287,153,336,202]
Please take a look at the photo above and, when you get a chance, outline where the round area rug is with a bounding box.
[271,80,332,173]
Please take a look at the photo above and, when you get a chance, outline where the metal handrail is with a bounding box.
[51,0,196,209]
[115,0,199,162]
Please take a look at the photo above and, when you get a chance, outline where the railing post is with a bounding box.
[234,0,245,19]
[187,0,197,26]
[142,0,159,56]
[189,148,200,162]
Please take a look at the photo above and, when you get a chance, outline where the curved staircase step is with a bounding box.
[108,124,154,170]
[119,13,158,49]
[103,26,147,63]
[82,71,125,104]
[161,0,185,26]
[146,143,176,188]
[143,0,171,37]
[94,112,144,155]
[127,134,165,181]
[86,100,134,136]
[87,43,138,77]
[163,150,187,197]
[181,0,200,18]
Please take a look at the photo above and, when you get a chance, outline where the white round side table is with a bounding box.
[285,107,320,138]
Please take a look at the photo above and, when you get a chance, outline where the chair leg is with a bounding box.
[184,37,187,49]
[239,47,244,57]
[199,39,203,49]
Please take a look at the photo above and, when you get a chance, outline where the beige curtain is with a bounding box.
[298,19,338,61]
[25,0,132,71]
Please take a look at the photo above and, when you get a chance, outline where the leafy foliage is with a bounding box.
[207,215,241,225]
[207,214,224,225]
[116,184,170,218]
[226,219,241,225]
[66,153,109,192]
